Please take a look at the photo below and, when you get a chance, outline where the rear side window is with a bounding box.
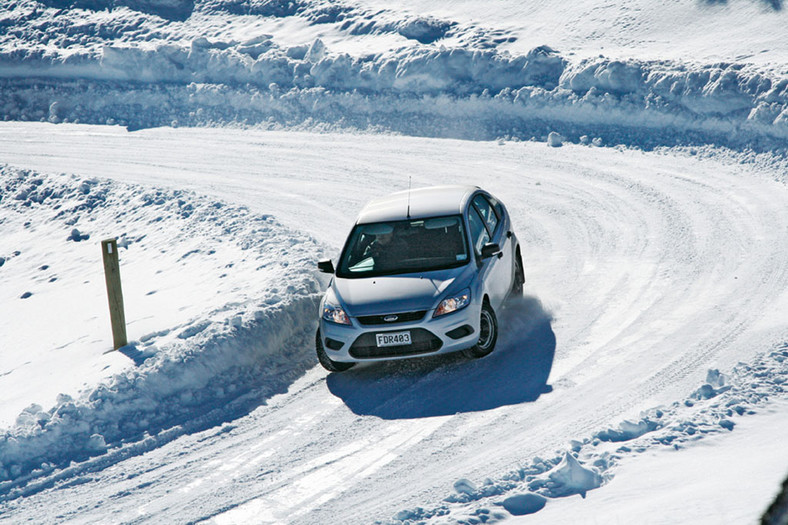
[472,194,499,236]
[467,206,490,256]
[487,195,505,222]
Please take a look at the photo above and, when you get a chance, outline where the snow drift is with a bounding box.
[393,343,788,523]
[2,1,788,151]
[0,166,325,497]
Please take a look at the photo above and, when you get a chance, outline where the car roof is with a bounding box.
[356,185,481,224]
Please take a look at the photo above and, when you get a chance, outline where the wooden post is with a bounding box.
[101,238,127,350]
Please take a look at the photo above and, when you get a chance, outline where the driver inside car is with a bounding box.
[363,227,408,271]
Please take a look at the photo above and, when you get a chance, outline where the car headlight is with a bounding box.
[434,289,471,317]
[322,302,351,325]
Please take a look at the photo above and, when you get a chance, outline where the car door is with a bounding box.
[468,193,512,309]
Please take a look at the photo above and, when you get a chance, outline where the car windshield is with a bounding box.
[336,216,470,278]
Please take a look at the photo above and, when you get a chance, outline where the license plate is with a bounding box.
[376,331,411,347]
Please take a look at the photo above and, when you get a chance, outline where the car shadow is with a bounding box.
[326,295,556,419]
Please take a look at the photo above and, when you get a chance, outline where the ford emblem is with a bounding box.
[383,315,398,322]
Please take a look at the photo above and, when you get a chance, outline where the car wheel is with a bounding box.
[511,253,524,298]
[316,329,355,372]
[463,301,498,359]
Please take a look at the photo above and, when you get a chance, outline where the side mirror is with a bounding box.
[481,243,501,259]
[318,259,335,274]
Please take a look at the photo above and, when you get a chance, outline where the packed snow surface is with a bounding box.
[1,0,788,523]
[1,124,787,523]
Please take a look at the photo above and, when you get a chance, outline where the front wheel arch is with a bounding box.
[463,299,498,359]
[316,328,355,372]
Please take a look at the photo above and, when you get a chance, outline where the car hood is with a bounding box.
[333,266,471,316]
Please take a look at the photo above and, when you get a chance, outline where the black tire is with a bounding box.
[316,329,355,372]
[463,301,498,359]
[511,253,525,298]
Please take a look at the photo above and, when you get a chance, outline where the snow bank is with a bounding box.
[0,297,319,494]
[2,2,788,150]
[393,342,788,523]
[0,166,325,497]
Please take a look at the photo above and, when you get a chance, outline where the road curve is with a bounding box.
[1,123,786,523]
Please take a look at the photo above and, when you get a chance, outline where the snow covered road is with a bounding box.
[1,123,787,522]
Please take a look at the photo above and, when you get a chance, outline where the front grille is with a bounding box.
[349,328,442,359]
[357,310,427,326]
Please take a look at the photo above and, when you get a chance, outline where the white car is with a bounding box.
[316,185,524,371]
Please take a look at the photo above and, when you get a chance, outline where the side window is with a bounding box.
[468,206,490,255]
[472,194,499,236]
[487,195,505,223]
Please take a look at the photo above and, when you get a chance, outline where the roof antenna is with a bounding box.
[407,176,412,219]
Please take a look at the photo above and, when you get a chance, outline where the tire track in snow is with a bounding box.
[1,128,786,524]
[492,155,788,464]
[297,149,788,523]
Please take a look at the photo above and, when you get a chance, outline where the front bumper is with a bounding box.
[319,304,481,363]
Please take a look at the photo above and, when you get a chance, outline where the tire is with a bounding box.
[463,301,498,359]
[316,329,355,372]
[511,253,524,298]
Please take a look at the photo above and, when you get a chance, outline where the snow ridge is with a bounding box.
[390,343,788,523]
[0,299,320,501]
[2,0,788,150]
[3,49,788,152]
[0,167,324,499]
